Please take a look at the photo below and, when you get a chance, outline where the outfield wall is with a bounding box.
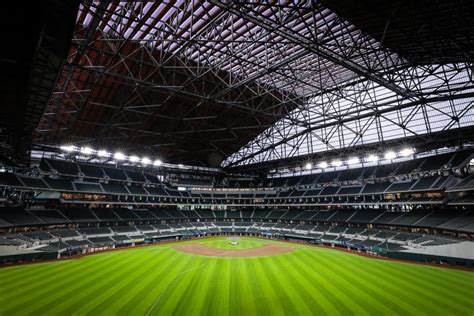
[0,251,57,263]
[2,234,473,271]
[387,251,474,268]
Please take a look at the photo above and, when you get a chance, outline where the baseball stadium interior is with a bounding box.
[1,1,473,315]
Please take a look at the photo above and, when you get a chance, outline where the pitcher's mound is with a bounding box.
[173,243,294,257]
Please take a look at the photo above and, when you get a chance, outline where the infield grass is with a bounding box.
[0,237,473,316]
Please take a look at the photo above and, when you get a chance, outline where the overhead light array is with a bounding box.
[304,147,415,170]
[59,145,163,167]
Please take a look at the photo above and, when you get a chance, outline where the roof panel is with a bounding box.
[33,1,474,169]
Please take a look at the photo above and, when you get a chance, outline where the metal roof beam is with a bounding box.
[225,90,474,167]
[211,1,415,99]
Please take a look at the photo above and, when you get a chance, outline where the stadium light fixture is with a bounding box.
[153,159,163,166]
[331,160,343,167]
[141,157,151,165]
[347,157,360,165]
[80,146,93,155]
[129,155,140,163]
[400,147,415,157]
[366,154,379,162]
[114,152,126,160]
[384,150,397,160]
[318,161,328,169]
[60,145,75,152]
[97,150,110,157]
[304,162,312,170]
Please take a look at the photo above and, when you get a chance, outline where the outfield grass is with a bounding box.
[0,237,473,315]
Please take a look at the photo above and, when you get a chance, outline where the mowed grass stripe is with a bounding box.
[235,257,265,315]
[18,251,144,316]
[278,251,354,315]
[173,255,218,316]
[321,250,451,315]
[240,258,269,315]
[262,253,332,315]
[78,253,177,314]
[249,257,288,316]
[342,255,474,313]
[394,261,474,286]
[246,257,278,315]
[1,251,138,315]
[64,252,155,315]
[181,256,222,315]
[0,259,80,284]
[0,251,131,293]
[1,238,473,316]
[214,258,232,315]
[289,250,371,315]
[0,253,116,297]
[273,252,348,316]
[265,254,328,315]
[309,245,474,299]
[137,252,203,315]
[360,260,472,314]
[201,258,236,316]
[308,252,391,315]
[75,250,183,315]
[314,251,424,314]
[0,252,118,307]
[313,251,426,315]
[346,250,474,288]
[314,249,470,313]
[375,259,474,298]
[228,259,243,316]
[169,256,214,315]
[114,250,190,315]
[200,258,231,316]
[153,255,208,315]
[306,251,379,315]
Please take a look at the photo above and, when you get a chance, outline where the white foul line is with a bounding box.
[145,248,235,315]
[145,263,207,316]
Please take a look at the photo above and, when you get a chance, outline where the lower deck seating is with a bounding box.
[373,231,399,239]
[112,235,130,241]
[392,232,423,241]
[377,242,406,251]
[358,239,382,248]
[37,241,69,251]
[78,227,111,236]
[0,208,44,226]
[88,236,114,244]
[66,239,91,247]
[112,226,138,233]
[0,203,469,257]
[0,238,24,246]
[50,229,80,238]
[23,232,53,240]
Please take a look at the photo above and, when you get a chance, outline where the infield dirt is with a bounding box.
[172,243,294,257]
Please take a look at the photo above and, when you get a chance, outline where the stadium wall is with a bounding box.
[386,251,474,268]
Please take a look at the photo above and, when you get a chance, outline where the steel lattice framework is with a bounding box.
[34,1,474,168]
[224,63,474,167]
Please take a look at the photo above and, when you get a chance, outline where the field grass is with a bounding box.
[197,237,265,250]
[0,237,473,316]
